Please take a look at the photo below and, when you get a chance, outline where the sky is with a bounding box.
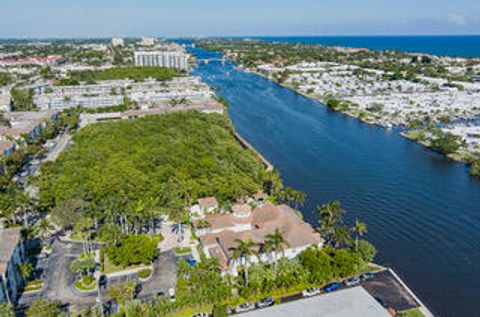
[1,0,479,38]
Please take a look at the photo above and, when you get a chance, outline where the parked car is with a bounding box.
[360,272,375,281]
[98,275,107,288]
[344,276,360,287]
[235,302,254,313]
[168,287,176,302]
[375,296,387,308]
[256,296,274,308]
[302,287,321,297]
[323,282,341,293]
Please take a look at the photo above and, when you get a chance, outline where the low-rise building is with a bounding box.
[0,227,26,304]
[194,202,323,275]
[240,287,390,317]
[111,38,124,47]
[1,110,58,141]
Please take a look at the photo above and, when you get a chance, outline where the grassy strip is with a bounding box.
[175,247,191,255]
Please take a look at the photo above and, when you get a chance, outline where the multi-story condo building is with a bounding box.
[134,51,189,71]
[0,227,26,304]
[34,94,124,110]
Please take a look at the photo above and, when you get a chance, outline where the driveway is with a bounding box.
[139,250,177,297]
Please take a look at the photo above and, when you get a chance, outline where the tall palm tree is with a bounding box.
[352,219,367,252]
[232,239,258,286]
[316,200,345,245]
[264,229,289,279]
[332,225,352,249]
[35,218,54,244]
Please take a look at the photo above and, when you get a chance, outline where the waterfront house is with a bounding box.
[193,202,323,275]
[0,227,26,304]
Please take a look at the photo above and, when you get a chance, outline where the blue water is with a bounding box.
[186,45,480,317]
[252,36,480,58]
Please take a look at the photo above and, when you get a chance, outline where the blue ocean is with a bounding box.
[253,35,480,58]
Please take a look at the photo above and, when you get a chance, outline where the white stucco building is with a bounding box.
[134,51,189,70]
[0,227,26,304]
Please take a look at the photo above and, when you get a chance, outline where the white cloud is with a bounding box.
[449,14,467,26]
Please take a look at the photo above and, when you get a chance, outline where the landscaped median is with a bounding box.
[137,268,153,281]
[74,276,97,292]
[174,247,191,256]
[24,280,44,293]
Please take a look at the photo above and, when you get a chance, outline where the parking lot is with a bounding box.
[18,239,179,312]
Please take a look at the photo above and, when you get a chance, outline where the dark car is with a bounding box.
[323,282,341,292]
[99,275,107,288]
[375,296,387,308]
[256,296,274,308]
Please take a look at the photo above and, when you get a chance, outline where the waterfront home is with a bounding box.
[0,227,26,304]
[193,203,323,275]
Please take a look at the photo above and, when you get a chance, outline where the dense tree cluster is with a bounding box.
[59,66,179,85]
[430,131,462,154]
[0,72,13,86]
[38,112,273,212]
[106,234,159,268]
[11,85,35,111]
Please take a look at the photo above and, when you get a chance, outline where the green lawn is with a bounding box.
[175,247,192,255]
[398,308,424,317]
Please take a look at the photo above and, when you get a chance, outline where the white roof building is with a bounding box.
[241,287,391,317]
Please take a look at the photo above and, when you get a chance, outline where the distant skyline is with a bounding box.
[1,0,479,38]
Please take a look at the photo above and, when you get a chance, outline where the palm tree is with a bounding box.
[35,218,54,244]
[264,169,283,197]
[332,225,352,249]
[232,239,258,286]
[292,190,306,210]
[352,219,367,252]
[316,200,345,245]
[264,229,289,279]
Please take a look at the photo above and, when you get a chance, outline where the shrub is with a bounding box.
[213,304,228,317]
[356,240,377,262]
[470,160,480,177]
[137,268,152,279]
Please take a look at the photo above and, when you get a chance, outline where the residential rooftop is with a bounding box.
[0,228,22,275]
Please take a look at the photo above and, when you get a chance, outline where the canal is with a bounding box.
[189,47,480,317]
